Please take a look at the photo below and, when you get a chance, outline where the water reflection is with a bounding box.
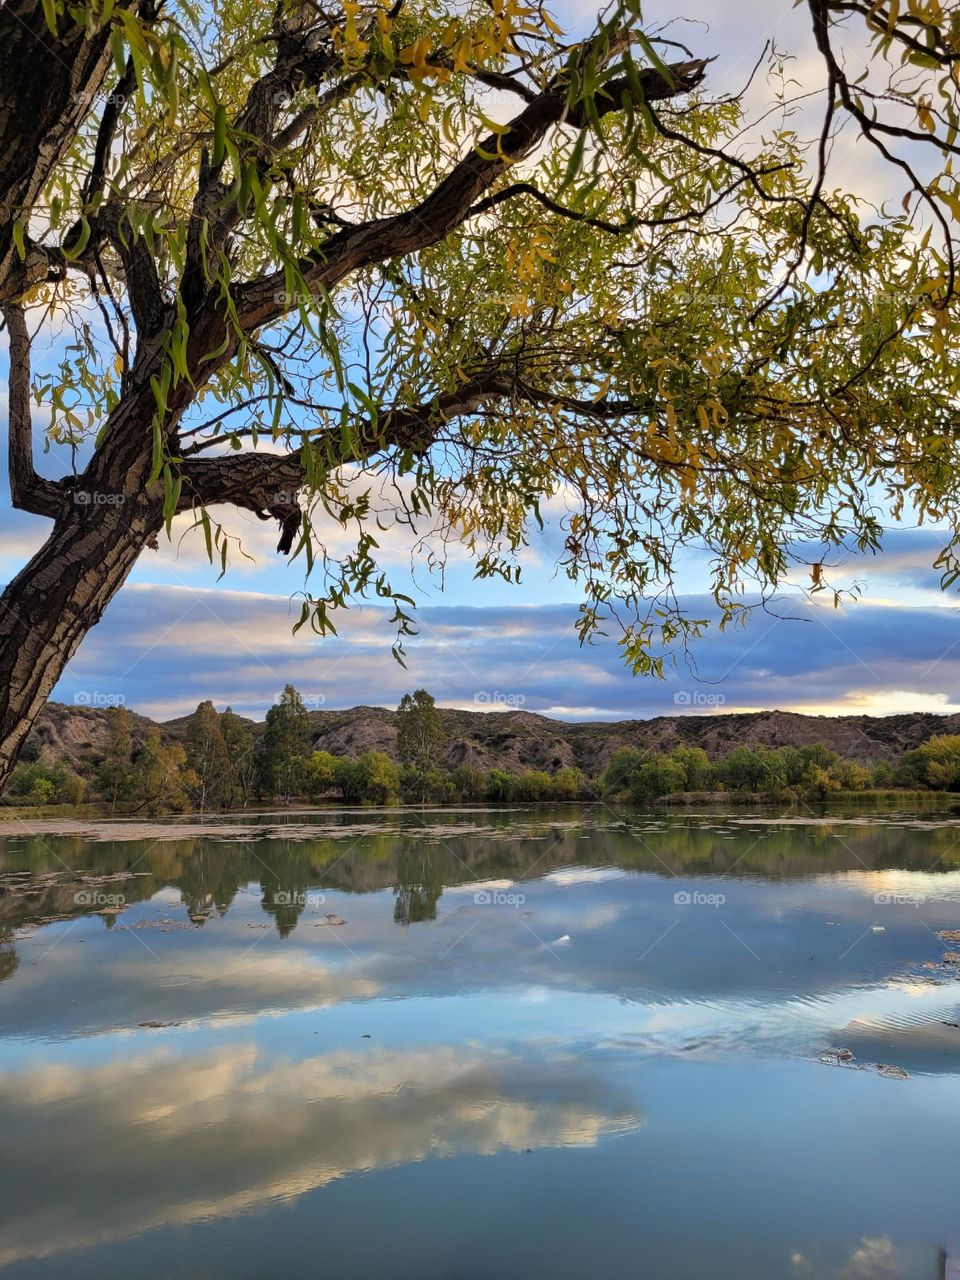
[5,808,960,944]
[0,807,959,1278]
[0,1039,640,1269]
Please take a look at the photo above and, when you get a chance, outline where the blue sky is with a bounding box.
[4,0,960,723]
[4,472,960,720]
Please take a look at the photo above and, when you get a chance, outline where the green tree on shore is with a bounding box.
[900,736,960,791]
[132,732,195,815]
[396,691,445,771]
[258,686,312,802]
[96,707,134,815]
[303,750,338,800]
[186,701,230,812]
[220,708,256,809]
[396,690,446,803]
[334,752,402,805]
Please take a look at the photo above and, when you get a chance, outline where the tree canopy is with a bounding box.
[0,0,959,785]
[396,688,445,769]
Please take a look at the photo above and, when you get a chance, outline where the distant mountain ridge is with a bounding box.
[24,702,960,779]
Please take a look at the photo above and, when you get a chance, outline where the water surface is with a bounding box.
[1,804,959,1278]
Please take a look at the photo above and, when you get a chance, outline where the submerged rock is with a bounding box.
[820,1047,856,1066]
[877,1064,910,1080]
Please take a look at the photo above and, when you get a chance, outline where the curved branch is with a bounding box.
[466,166,788,233]
[1,304,67,518]
[177,377,503,549]
[233,57,709,331]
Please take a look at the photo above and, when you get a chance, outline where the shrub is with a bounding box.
[334,751,402,804]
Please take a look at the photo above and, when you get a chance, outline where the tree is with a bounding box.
[303,749,337,799]
[1,0,958,790]
[802,765,839,802]
[396,690,445,769]
[131,731,194,814]
[719,746,787,795]
[906,735,960,791]
[220,707,256,808]
[829,759,872,792]
[799,745,840,772]
[396,689,445,801]
[333,751,401,804]
[551,766,588,801]
[27,774,55,807]
[359,750,402,805]
[627,758,687,804]
[485,769,514,803]
[667,746,712,792]
[258,685,311,801]
[872,761,898,790]
[185,700,229,811]
[7,761,87,806]
[449,763,485,802]
[401,765,453,804]
[512,769,554,801]
[95,706,134,814]
[602,747,649,798]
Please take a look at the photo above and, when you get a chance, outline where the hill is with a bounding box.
[21,701,960,781]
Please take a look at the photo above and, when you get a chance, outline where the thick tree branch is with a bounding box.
[181,13,344,310]
[1,304,66,518]
[232,57,709,331]
[0,0,148,303]
[81,53,139,209]
[90,206,167,341]
[177,377,505,550]
[176,361,678,554]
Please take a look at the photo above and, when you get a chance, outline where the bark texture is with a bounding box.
[0,501,161,776]
[0,1,146,301]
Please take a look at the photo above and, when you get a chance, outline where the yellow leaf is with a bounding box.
[399,37,431,68]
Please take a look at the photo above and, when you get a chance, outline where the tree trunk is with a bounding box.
[0,2,144,302]
[0,499,160,787]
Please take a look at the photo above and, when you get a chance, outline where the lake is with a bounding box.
[1,803,959,1278]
